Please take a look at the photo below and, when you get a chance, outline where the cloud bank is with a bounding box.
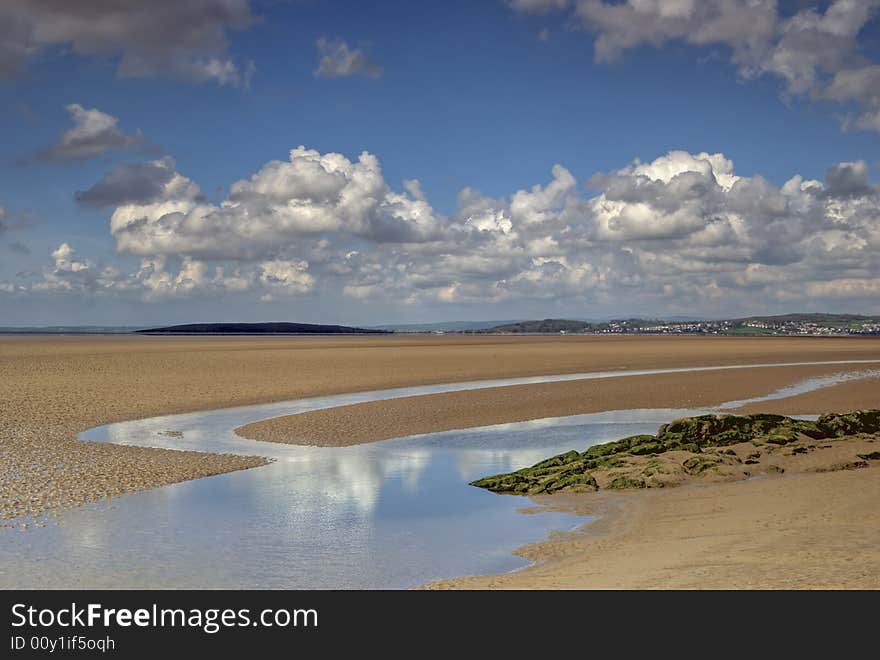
[7,145,880,316]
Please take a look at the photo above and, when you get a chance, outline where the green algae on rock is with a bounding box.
[470,410,880,495]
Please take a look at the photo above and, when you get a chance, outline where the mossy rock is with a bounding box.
[607,476,646,490]
[682,455,721,475]
[531,450,582,469]
[628,441,665,456]
[540,473,598,494]
[470,409,880,495]
[816,410,880,437]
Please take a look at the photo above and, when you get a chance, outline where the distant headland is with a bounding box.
[135,322,390,335]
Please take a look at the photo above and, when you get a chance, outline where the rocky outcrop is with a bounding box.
[471,410,880,494]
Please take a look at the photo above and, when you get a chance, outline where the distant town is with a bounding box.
[473,314,880,337]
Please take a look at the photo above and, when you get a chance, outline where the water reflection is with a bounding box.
[4,419,665,588]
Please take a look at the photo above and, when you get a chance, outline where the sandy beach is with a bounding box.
[429,465,880,589]
[3,333,880,588]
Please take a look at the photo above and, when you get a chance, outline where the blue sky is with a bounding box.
[1,1,880,325]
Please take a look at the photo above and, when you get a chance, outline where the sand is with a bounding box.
[429,465,880,589]
[237,364,880,446]
[732,376,880,415]
[4,333,880,587]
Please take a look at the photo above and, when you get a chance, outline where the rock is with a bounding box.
[470,409,880,496]
[812,460,870,473]
[607,476,646,489]
[815,410,880,437]
[682,455,721,475]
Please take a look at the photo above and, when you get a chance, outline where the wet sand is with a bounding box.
[237,364,880,446]
[732,376,880,415]
[429,465,880,589]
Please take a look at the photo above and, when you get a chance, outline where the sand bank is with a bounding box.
[3,334,880,522]
[237,364,880,446]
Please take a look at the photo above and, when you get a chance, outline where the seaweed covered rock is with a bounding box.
[657,413,809,448]
[681,455,722,475]
[470,409,880,495]
[816,410,880,437]
[607,476,646,489]
[470,463,598,495]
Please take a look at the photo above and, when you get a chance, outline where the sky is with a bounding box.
[1,0,880,326]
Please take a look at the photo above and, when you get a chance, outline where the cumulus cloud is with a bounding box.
[136,255,316,301]
[314,38,383,79]
[76,157,180,206]
[317,148,880,310]
[257,259,315,298]
[24,243,130,295]
[26,104,144,163]
[514,0,880,132]
[109,146,440,259]
[824,160,877,198]
[6,146,880,314]
[0,0,255,85]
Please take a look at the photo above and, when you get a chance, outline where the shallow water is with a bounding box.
[1,361,875,589]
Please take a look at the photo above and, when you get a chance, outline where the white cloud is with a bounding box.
[258,259,315,297]
[28,104,143,162]
[0,0,255,86]
[26,243,130,294]
[110,146,441,259]
[825,65,880,131]
[51,243,90,273]
[136,255,315,301]
[807,278,880,299]
[525,0,880,132]
[137,256,208,300]
[314,38,383,79]
[510,164,577,226]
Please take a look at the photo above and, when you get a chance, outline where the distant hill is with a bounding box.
[136,322,390,335]
[735,313,875,324]
[369,319,527,332]
[487,319,593,333]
